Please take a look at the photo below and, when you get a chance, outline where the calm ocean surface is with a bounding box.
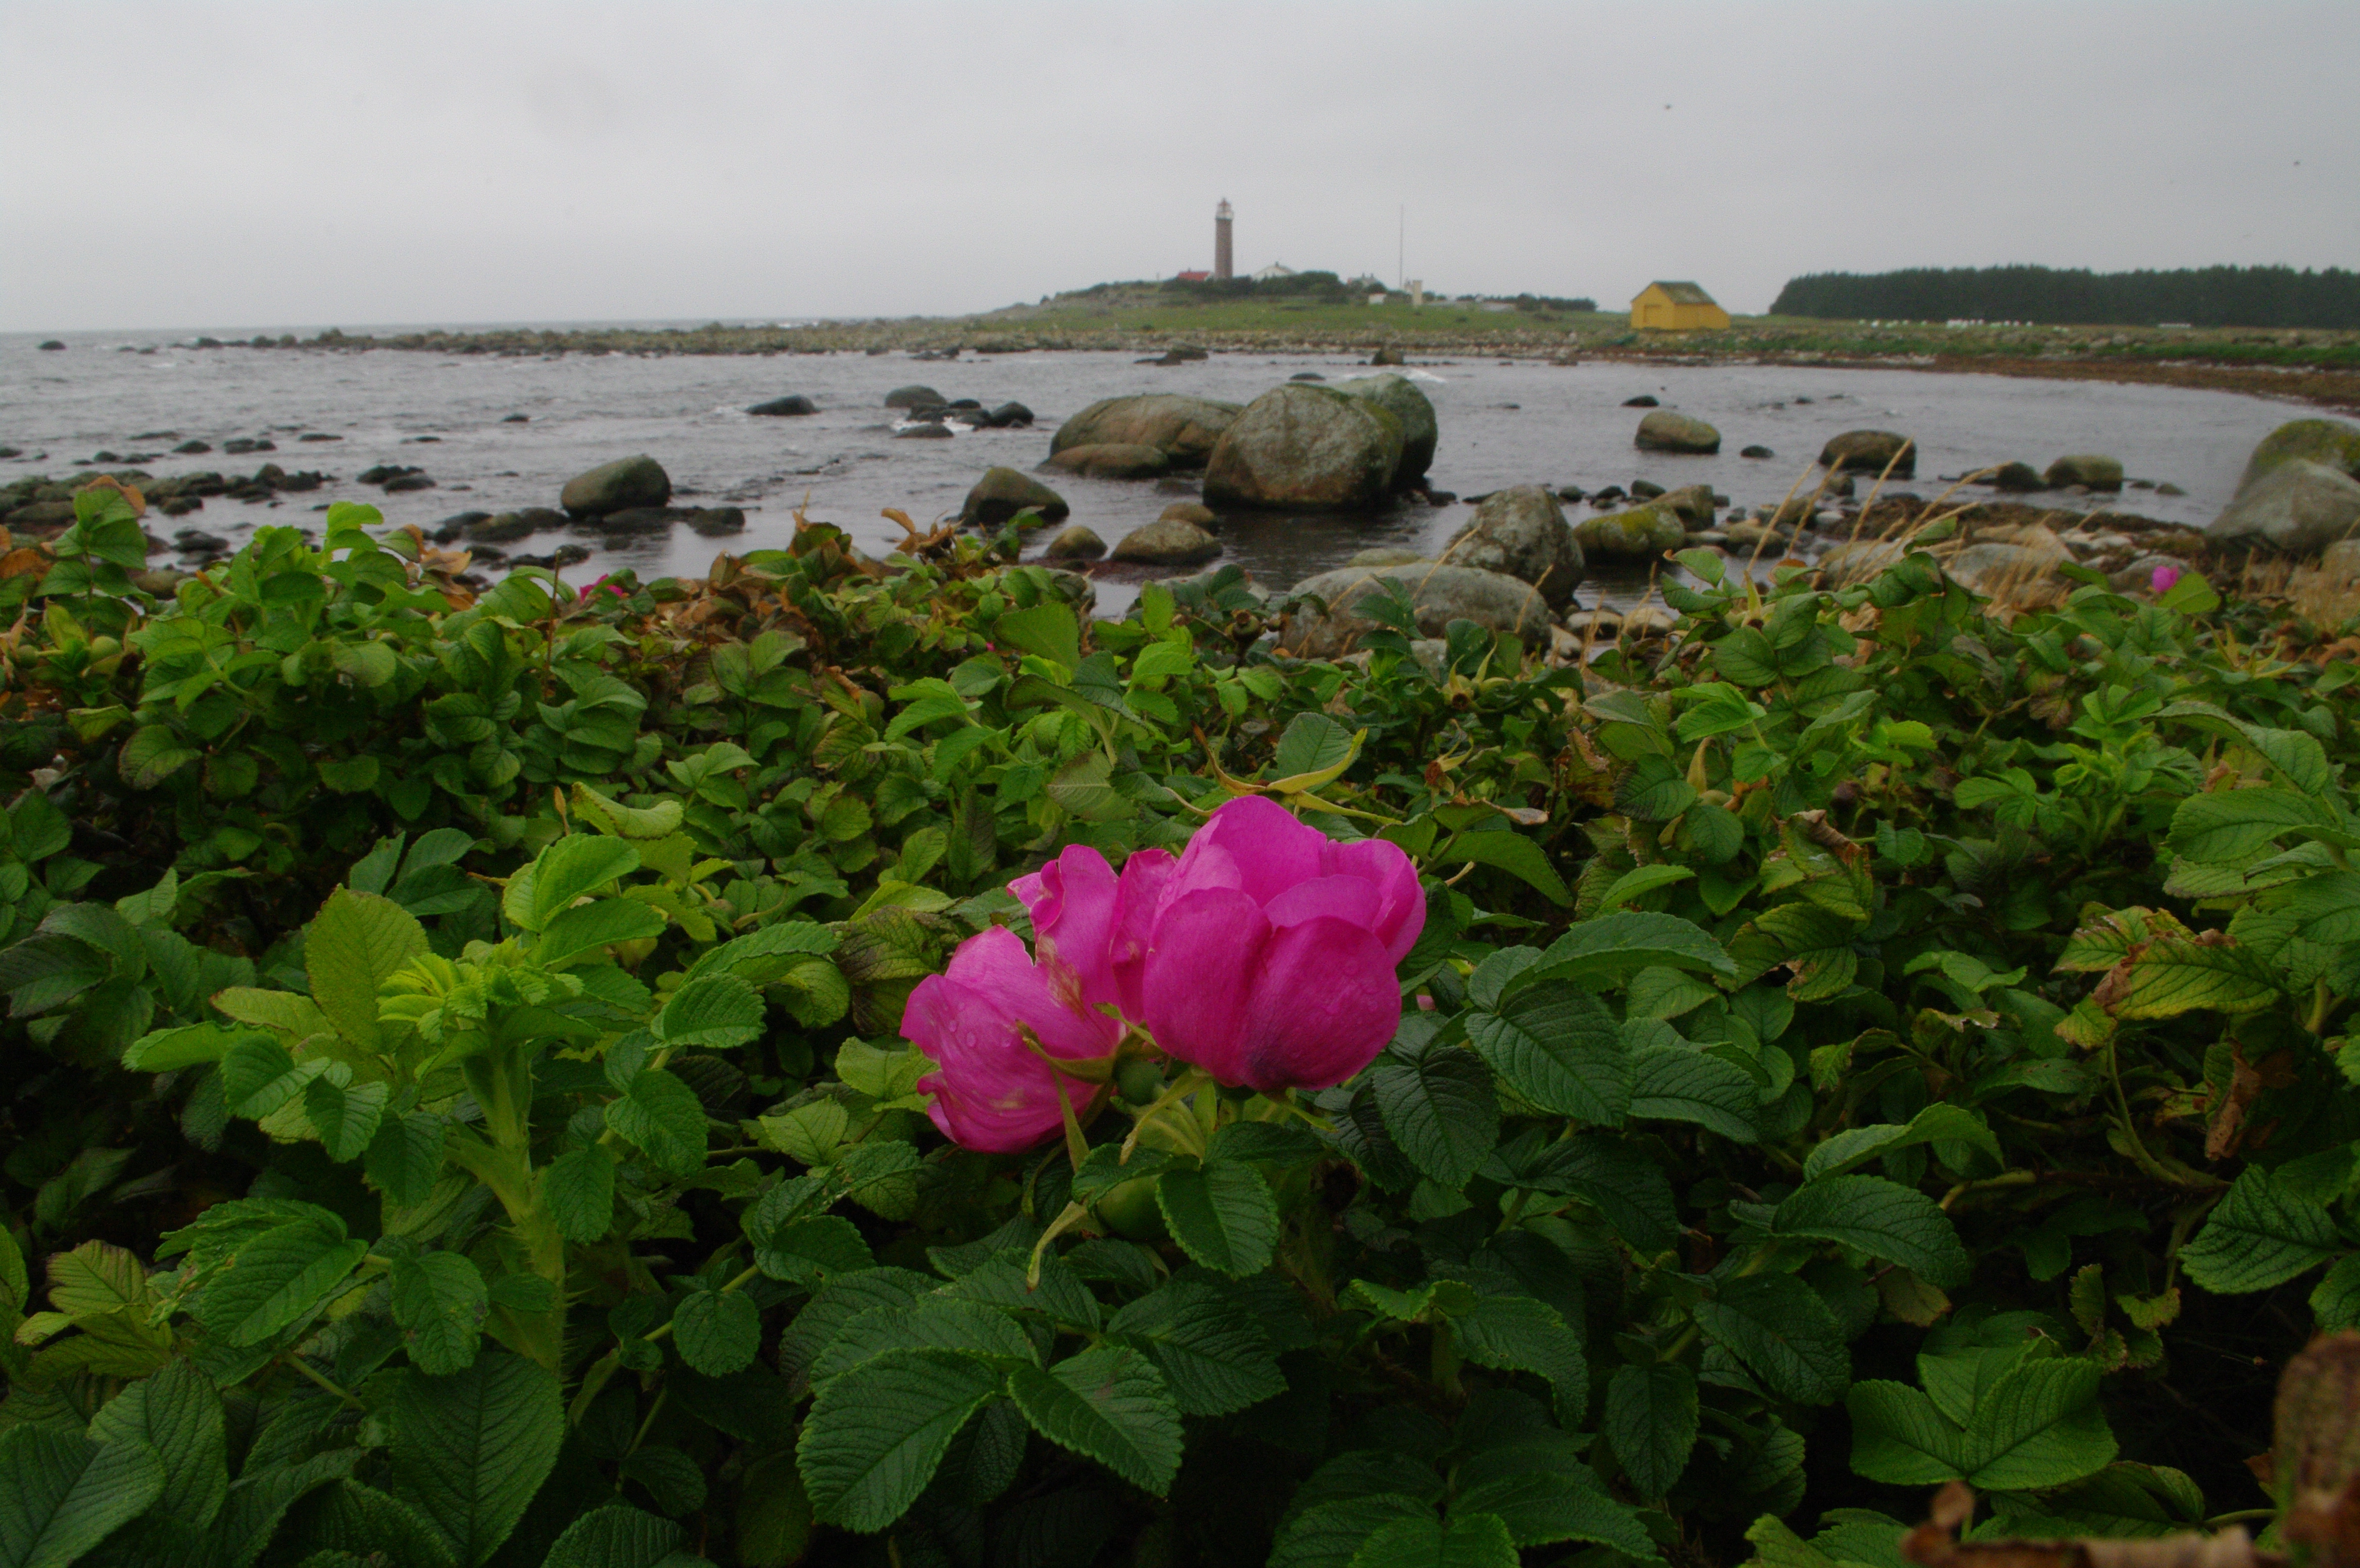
[0,328,2306,615]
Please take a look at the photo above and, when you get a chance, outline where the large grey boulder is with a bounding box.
[1945,525,2071,597]
[2238,418,2360,492]
[1817,540,1910,586]
[1110,518,1219,566]
[1046,444,1169,479]
[1043,525,1106,561]
[560,455,670,518]
[1820,430,1916,477]
[1573,501,1686,561]
[1635,411,1720,454]
[1334,373,1439,486]
[1050,394,1242,468]
[2206,459,2360,555]
[885,385,945,410]
[1444,485,1586,609]
[1203,384,1403,512]
[1282,562,1552,657]
[2045,454,2123,491]
[749,395,817,416]
[961,467,1068,528]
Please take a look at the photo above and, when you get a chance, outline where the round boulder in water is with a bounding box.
[961,467,1069,528]
[884,385,946,410]
[1051,395,1242,468]
[2238,418,2360,491]
[1110,517,1220,566]
[749,395,817,417]
[1574,502,1686,560]
[1282,563,1551,657]
[1818,429,1915,477]
[560,455,670,517]
[1445,485,1586,609]
[2207,460,2360,555]
[1634,410,1720,454]
[1203,384,1403,512]
[1044,524,1106,561]
[2044,455,2123,491]
[1334,372,1439,486]
[1047,444,1170,479]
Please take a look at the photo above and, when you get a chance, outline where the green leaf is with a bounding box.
[2180,1167,2341,1293]
[604,1070,708,1178]
[219,1036,309,1120]
[1960,1358,2116,1490]
[674,1288,761,1376]
[1455,1458,1653,1555]
[1630,1045,1762,1141]
[1271,712,1357,783]
[119,726,201,790]
[198,1217,367,1346]
[86,1359,226,1531]
[1349,1512,1518,1568]
[0,1424,165,1568]
[390,1252,487,1377]
[1846,1381,1966,1485]
[1108,1277,1286,1417]
[797,1349,1002,1532]
[654,974,766,1051]
[1693,1273,1850,1404]
[1774,1175,1971,1288]
[539,1504,692,1568]
[2166,788,2327,862]
[1452,1295,1587,1420]
[1156,1161,1280,1278]
[992,602,1081,672]
[122,1022,263,1072]
[388,1350,564,1567]
[367,1113,447,1208]
[570,783,685,841]
[1597,864,1697,912]
[754,1216,876,1287]
[1433,830,1572,906]
[1465,985,1630,1124]
[503,837,641,935]
[543,1145,616,1244]
[302,1075,388,1163]
[306,888,427,1051]
[1527,911,1735,991]
[1604,1361,1697,1499]
[535,898,666,969]
[1371,1040,1499,1192]
[813,1298,1036,1384]
[2095,937,2280,1018]
[1273,1495,1436,1568]
[2287,871,2360,947]
[1803,1104,2002,1183]
[1006,1345,1184,1496]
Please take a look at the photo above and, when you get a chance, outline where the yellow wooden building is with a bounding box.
[1630,281,1731,331]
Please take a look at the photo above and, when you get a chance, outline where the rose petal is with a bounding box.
[1234,915,1402,1091]
[1024,846,1124,1014]
[1139,886,1268,1086]
[1110,847,1176,1018]
[1179,796,1328,909]
[1262,874,1385,932]
[943,925,1119,1061]
[1323,837,1427,963]
[906,973,1070,1153]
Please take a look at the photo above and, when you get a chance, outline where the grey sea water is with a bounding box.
[0,329,2306,616]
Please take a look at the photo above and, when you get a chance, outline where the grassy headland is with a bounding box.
[277,281,2360,409]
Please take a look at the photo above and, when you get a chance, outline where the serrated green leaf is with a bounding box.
[388,1351,563,1567]
[1693,1272,1849,1404]
[2167,789,2329,862]
[1959,1358,2116,1490]
[1371,1041,1499,1192]
[655,974,766,1050]
[1527,911,1735,991]
[1605,1361,1697,1499]
[798,1349,1002,1532]
[367,1113,446,1208]
[604,1069,708,1177]
[1006,1344,1184,1495]
[754,1216,875,1286]
[503,837,640,935]
[1846,1380,1966,1484]
[2180,1167,2340,1294]
[0,1425,165,1568]
[1273,1495,1437,1568]
[302,1075,388,1164]
[1803,1104,2002,1183]
[543,1145,615,1244]
[198,1218,367,1346]
[992,602,1081,671]
[1452,1294,1587,1420]
[674,1288,761,1377]
[1156,1161,1279,1278]
[390,1252,486,1377]
[1107,1276,1286,1416]
[2096,937,2280,1018]
[539,1503,691,1568]
[1350,1511,1517,1568]
[306,888,426,1051]
[1630,1045,1761,1141]
[1774,1175,1971,1288]
[814,1298,1036,1384]
[1433,830,1572,907]
[86,1359,226,1532]
[1465,985,1629,1124]
[535,898,666,969]
[1454,1448,1652,1555]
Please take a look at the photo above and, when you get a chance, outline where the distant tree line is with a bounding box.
[1769,265,2360,329]
[1162,271,1357,302]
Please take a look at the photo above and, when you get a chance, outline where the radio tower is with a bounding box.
[1214,199,1234,281]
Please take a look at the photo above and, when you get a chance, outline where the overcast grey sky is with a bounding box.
[4,1,2353,333]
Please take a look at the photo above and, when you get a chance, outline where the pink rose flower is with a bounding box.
[903,925,1120,1153]
[2150,564,2182,595]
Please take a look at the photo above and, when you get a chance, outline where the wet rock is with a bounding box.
[223,437,277,455]
[1110,517,1219,566]
[962,467,1070,528]
[1622,395,1659,408]
[1820,430,1915,477]
[382,471,436,493]
[1658,484,1718,527]
[38,340,65,351]
[173,439,213,455]
[2044,454,2123,491]
[1282,563,1552,657]
[1444,485,1586,609]
[689,507,745,536]
[1047,444,1169,479]
[1818,540,1910,586]
[1203,385,1402,512]
[1985,460,2045,492]
[1051,394,1241,468]
[895,423,954,439]
[1043,524,1106,561]
[2206,459,2360,555]
[1369,345,1405,366]
[299,432,342,443]
[1946,527,2071,597]
[6,500,77,529]
[884,385,946,410]
[1348,547,1430,568]
[172,528,230,554]
[502,413,530,423]
[1722,521,1790,552]
[512,544,594,569]
[1555,485,1585,503]
[429,511,491,542]
[1574,502,1686,560]
[469,508,563,543]
[749,395,818,416]
[1634,410,1719,454]
[990,401,1035,427]
[1334,372,1439,486]
[1740,444,1773,459]
[561,455,672,518]
[1630,479,1665,500]
[591,507,679,535]
[2156,482,2186,497]
[1158,502,1217,527]
[1289,372,1326,382]
[2238,417,2360,490]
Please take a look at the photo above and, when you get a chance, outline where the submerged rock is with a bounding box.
[1820,429,1915,477]
[1158,502,1217,528]
[1985,460,2045,492]
[1047,444,1169,479]
[884,385,945,410]
[961,467,1069,528]
[1334,372,1439,486]
[1282,563,1552,657]
[749,395,817,416]
[1634,410,1719,454]
[1051,394,1241,468]
[1348,547,1430,568]
[2207,459,2360,555]
[1043,524,1106,561]
[1110,517,1219,566]
[1444,485,1586,609]
[561,455,670,517]
[1203,384,1402,512]
[1739,444,1773,459]
[895,423,954,439]
[2044,454,2123,491]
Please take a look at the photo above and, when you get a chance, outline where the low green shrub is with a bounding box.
[0,486,2355,1568]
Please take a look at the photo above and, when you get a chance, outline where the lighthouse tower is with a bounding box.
[1214,199,1234,281]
